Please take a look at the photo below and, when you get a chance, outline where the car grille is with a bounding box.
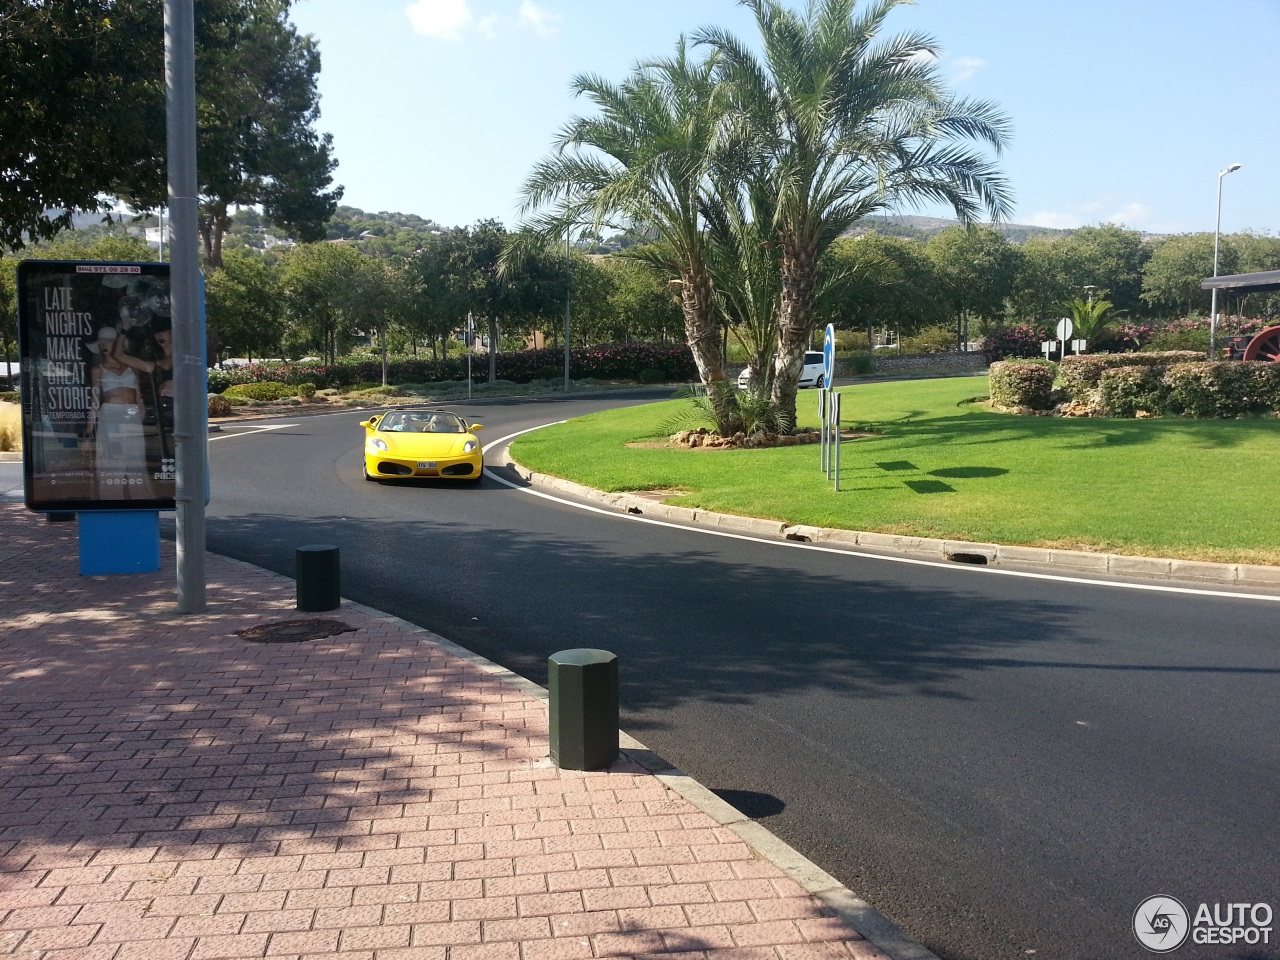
[376,462,413,476]
[440,464,476,476]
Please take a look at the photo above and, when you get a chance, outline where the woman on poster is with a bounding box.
[86,326,154,499]
[112,322,175,456]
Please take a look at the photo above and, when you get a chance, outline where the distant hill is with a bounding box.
[851,214,1074,244]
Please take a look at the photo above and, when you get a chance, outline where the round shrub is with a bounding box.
[207,393,233,417]
[989,360,1055,410]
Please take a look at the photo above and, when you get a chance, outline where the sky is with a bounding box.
[287,0,1280,237]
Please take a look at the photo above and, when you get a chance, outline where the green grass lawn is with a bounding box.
[509,376,1280,565]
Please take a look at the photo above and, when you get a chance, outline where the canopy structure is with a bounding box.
[1200,269,1280,293]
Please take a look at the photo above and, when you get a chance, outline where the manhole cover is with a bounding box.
[236,618,356,644]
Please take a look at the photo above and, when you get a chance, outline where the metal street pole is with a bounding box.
[165,0,206,613]
[564,230,571,393]
[1211,163,1242,359]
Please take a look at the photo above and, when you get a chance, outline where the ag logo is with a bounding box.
[1134,896,1190,953]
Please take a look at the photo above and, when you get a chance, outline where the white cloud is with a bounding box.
[517,1,561,36]
[406,0,559,41]
[1027,211,1080,230]
[1108,202,1155,228]
[406,0,473,40]
[948,56,986,84]
[1026,198,1164,231]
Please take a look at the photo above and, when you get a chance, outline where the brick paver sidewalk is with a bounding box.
[0,504,889,960]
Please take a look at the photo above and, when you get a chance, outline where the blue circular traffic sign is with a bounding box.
[822,324,836,383]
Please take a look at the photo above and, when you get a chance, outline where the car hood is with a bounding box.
[370,432,478,457]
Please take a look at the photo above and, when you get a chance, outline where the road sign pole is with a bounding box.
[833,393,841,491]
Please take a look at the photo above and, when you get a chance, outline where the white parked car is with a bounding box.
[738,351,828,390]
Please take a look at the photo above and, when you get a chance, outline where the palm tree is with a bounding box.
[696,0,1014,422]
[509,40,743,434]
[1064,297,1119,347]
[703,156,783,392]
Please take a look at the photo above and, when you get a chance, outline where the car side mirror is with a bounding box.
[469,423,483,433]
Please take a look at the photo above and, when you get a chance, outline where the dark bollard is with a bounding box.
[296,544,341,612]
[548,649,618,771]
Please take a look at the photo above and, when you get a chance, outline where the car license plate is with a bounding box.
[417,461,437,469]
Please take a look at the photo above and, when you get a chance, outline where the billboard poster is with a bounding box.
[17,261,177,511]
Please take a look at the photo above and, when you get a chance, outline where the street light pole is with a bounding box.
[165,0,206,613]
[1211,163,1242,359]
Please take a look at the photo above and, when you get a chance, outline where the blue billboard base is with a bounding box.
[78,511,162,576]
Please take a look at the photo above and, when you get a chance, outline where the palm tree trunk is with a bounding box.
[771,233,818,426]
[681,263,742,435]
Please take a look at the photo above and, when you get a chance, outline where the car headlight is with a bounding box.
[369,438,389,452]
[462,439,479,453]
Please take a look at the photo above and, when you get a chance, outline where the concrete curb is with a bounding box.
[501,459,1280,590]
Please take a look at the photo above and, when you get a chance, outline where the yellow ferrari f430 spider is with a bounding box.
[360,409,484,483]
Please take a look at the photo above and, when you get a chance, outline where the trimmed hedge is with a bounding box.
[1058,352,1204,399]
[223,381,309,402]
[1097,361,1280,418]
[1097,366,1167,417]
[989,359,1055,409]
[1163,362,1280,418]
[207,342,697,394]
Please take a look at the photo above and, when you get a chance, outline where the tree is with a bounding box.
[1141,233,1238,318]
[188,0,342,269]
[926,226,1022,347]
[511,40,744,434]
[280,242,368,363]
[0,1,340,260]
[1012,224,1150,323]
[1230,231,1280,318]
[0,1,160,248]
[204,251,285,361]
[1056,224,1149,317]
[403,238,468,359]
[597,258,684,344]
[696,0,1013,422]
[827,234,942,337]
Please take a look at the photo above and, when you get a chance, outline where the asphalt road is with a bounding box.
[18,391,1276,960]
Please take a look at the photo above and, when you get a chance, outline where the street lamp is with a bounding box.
[1210,163,1242,358]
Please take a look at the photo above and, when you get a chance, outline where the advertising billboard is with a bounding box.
[17,261,177,511]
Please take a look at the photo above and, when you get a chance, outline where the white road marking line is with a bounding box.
[483,423,1280,605]
[208,423,296,442]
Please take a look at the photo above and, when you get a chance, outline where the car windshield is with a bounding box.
[376,412,466,434]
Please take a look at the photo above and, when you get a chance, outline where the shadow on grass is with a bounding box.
[878,408,1280,452]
